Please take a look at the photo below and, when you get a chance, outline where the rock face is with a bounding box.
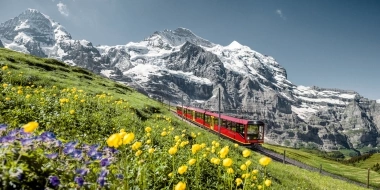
[1,9,379,152]
[0,40,3,48]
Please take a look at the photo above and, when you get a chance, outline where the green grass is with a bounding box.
[354,153,380,170]
[0,48,370,189]
[263,143,380,188]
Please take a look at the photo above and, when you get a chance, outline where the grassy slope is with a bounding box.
[355,153,380,169]
[0,48,369,189]
[263,144,380,187]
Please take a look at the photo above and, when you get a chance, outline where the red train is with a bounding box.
[176,106,265,145]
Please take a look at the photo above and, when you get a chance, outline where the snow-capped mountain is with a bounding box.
[1,9,379,152]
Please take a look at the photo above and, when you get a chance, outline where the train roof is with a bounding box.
[178,106,264,125]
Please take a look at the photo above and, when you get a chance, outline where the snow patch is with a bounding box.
[15,20,30,30]
[168,70,213,85]
[291,103,319,120]
[100,70,114,78]
[376,99,380,103]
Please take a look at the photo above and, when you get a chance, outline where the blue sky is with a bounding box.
[0,0,379,100]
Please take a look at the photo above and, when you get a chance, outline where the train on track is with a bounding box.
[176,106,265,145]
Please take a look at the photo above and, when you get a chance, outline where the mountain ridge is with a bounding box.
[1,9,379,152]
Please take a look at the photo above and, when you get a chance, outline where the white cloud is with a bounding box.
[57,2,69,17]
[275,9,286,20]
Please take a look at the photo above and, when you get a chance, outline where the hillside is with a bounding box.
[0,48,368,189]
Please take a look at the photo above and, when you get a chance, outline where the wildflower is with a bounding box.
[76,168,89,176]
[252,169,259,175]
[116,174,124,180]
[145,127,152,133]
[223,158,233,167]
[80,99,85,103]
[168,147,178,155]
[212,158,220,165]
[174,135,180,141]
[188,159,196,166]
[219,146,229,158]
[135,150,142,156]
[0,124,7,133]
[242,173,250,178]
[106,134,121,148]
[227,168,234,174]
[5,97,10,101]
[175,181,186,190]
[45,153,58,159]
[99,169,109,177]
[258,185,262,189]
[49,176,60,187]
[123,133,135,144]
[69,110,75,115]
[17,90,23,94]
[2,65,8,70]
[25,94,31,99]
[242,149,251,157]
[131,142,142,151]
[245,160,252,166]
[74,177,84,187]
[168,172,173,178]
[20,138,34,146]
[2,83,8,88]
[235,178,243,186]
[265,179,272,187]
[161,131,167,136]
[22,121,39,133]
[146,139,151,144]
[200,143,206,148]
[240,164,247,171]
[178,165,188,175]
[148,148,155,154]
[97,177,106,187]
[259,157,271,166]
[100,158,111,167]
[192,144,201,154]
[234,143,238,148]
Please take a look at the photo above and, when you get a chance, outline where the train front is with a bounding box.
[246,120,265,144]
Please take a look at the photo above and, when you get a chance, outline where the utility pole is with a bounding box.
[181,95,184,120]
[218,88,221,136]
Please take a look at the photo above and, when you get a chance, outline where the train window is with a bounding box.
[236,124,244,135]
[226,121,232,129]
[231,122,236,132]
[222,119,226,127]
[205,115,210,124]
[247,125,259,140]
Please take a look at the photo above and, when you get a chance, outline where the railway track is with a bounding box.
[169,109,378,189]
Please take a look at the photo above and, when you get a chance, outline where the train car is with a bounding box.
[176,106,265,145]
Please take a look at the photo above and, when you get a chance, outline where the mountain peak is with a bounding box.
[152,27,215,48]
[226,40,243,49]
[26,8,40,13]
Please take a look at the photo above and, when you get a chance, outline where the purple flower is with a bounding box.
[63,145,75,155]
[99,169,109,177]
[71,149,83,159]
[116,174,124,180]
[90,152,103,160]
[100,158,110,167]
[8,129,20,137]
[74,177,84,187]
[0,124,7,133]
[0,135,16,144]
[40,132,56,141]
[103,147,118,155]
[76,168,89,176]
[49,176,60,187]
[21,138,34,146]
[97,177,106,187]
[45,153,58,159]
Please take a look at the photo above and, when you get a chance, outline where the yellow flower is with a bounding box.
[17,90,23,94]
[145,127,152,133]
[234,143,238,148]
[258,185,262,189]
[120,129,125,133]
[175,181,186,190]
[131,142,142,151]
[223,158,233,167]
[259,157,271,166]
[245,160,252,166]
[180,141,187,147]
[192,144,201,154]
[168,147,178,155]
[219,146,229,158]
[252,169,259,175]
[188,159,196,166]
[2,83,8,88]
[227,168,234,174]
[148,148,155,154]
[240,164,247,171]
[106,133,121,148]
[69,110,75,115]
[25,94,31,99]
[168,172,173,178]
[178,165,188,174]
[80,99,85,103]
[2,65,8,70]
[135,150,142,156]
[5,97,10,101]
[265,179,271,187]
[242,173,250,178]
[235,178,243,186]
[146,139,151,144]
[22,121,39,133]
[181,134,185,137]
[212,158,220,165]
[174,135,180,141]
[123,133,135,144]
[215,142,220,147]
[200,143,206,148]
[242,149,251,158]
[161,131,167,136]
